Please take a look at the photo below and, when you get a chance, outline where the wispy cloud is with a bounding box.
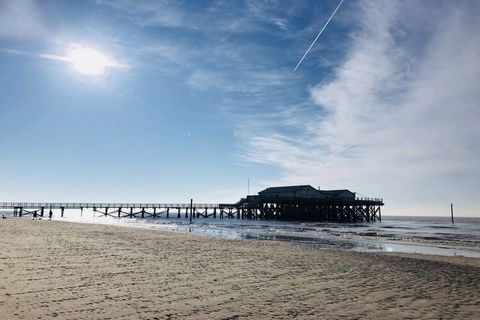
[95,0,188,28]
[187,68,295,94]
[237,0,480,213]
[0,0,48,39]
[0,46,129,72]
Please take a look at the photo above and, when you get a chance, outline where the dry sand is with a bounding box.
[0,219,479,320]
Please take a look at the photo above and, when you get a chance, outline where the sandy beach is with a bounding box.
[0,219,479,319]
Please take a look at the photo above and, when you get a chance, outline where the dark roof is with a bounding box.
[259,185,316,194]
[320,189,354,193]
[320,189,355,195]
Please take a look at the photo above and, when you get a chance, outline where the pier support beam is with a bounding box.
[189,199,193,223]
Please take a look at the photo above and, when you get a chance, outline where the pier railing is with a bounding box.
[356,197,383,202]
[0,202,221,209]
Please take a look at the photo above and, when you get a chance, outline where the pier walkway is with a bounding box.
[0,197,384,222]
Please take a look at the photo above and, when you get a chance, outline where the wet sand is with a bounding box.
[0,219,479,319]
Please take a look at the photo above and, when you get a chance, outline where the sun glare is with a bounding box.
[68,47,112,76]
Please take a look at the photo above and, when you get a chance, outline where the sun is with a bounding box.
[68,46,113,76]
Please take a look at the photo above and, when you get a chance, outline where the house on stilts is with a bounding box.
[230,185,383,222]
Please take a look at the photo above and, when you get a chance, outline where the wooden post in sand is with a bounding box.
[450,203,454,224]
[189,199,193,224]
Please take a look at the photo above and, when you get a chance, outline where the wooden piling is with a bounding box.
[451,203,454,224]
[189,199,193,224]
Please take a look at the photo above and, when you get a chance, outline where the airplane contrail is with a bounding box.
[293,0,345,72]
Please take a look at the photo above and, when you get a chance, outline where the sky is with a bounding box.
[0,0,479,216]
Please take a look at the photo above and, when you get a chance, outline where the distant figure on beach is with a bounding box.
[49,210,53,220]
[2,214,5,219]
[32,211,38,220]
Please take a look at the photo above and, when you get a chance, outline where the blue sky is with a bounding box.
[0,0,479,216]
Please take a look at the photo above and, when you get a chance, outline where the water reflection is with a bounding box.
[2,209,479,258]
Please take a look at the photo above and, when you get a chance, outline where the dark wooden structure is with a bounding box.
[0,185,383,222]
[235,185,383,222]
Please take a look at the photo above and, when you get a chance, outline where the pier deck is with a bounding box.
[0,197,384,222]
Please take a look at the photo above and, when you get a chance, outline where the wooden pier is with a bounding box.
[0,199,383,222]
[233,197,383,222]
[1,202,239,219]
[0,185,384,222]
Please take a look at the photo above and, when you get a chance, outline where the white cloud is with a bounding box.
[239,0,480,215]
[0,0,47,39]
[187,68,295,94]
[96,0,187,28]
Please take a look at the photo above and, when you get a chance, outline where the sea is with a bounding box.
[2,209,480,258]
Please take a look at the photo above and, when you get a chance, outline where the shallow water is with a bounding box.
[2,209,479,258]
